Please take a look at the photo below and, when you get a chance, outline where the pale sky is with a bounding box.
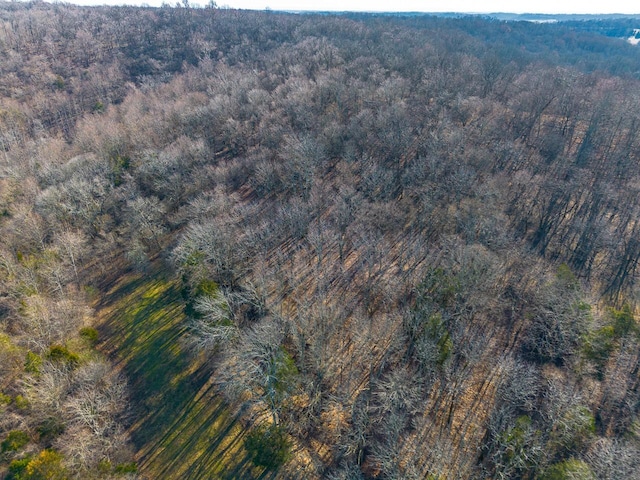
[64,0,640,15]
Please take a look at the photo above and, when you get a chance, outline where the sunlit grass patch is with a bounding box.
[96,271,261,479]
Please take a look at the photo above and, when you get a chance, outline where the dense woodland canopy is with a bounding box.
[1,2,640,479]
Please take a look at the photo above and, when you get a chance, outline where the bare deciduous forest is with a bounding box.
[1,3,640,479]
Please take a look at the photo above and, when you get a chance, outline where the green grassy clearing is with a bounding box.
[96,269,271,479]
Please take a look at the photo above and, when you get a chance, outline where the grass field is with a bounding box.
[95,267,273,479]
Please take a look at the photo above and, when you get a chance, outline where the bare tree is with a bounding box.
[53,229,88,286]
[18,295,88,351]
[217,319,297,426]
[188,289,240,352]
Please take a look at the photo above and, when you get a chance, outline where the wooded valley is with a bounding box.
[1,3,640,478]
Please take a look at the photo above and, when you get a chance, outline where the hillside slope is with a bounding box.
[1,4,640,479]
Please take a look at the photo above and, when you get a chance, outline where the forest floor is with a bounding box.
[93,263,271,479]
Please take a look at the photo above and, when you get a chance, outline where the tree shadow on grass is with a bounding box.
[97,272,268,479]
